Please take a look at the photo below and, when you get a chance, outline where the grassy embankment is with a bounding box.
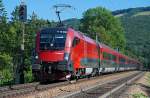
[132,72,150,98]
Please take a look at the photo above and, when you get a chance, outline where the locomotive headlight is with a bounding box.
[64,53,69,61]
[35,55,38,59]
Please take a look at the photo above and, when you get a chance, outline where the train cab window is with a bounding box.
[40,28,67,50]
[72,37,80,47]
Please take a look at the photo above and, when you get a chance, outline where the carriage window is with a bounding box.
[111,55,116,61]
[119,57,126,63]
[103,52,111,60]
[72,37,80,47]
[103,52,116,61]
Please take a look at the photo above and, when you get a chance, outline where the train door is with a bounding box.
[71,37,81,73]
[83,39,92,75]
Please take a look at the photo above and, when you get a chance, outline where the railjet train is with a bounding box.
[32,27,141,82]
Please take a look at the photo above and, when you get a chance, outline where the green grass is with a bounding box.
[147,72,150,87]
[132,73,150,98]
[133,11,150,17]
[132,93,148,98]
[115,13,126,17]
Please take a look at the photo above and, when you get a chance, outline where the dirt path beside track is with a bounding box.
[119,72,150,98]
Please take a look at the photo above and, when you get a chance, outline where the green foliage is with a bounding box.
[79,7,126,51]
[132,93,148,98]
[0,53,13,86]
[24,66,33,83]
[0,69,13,86]
[0,0,7,52]
[112,6,150,16]
[63,18,80,30]
[0,1,53,85]
[0,0,14,86]
[0,0,7,22]
[116,7,150,67]
[0,52,12,70]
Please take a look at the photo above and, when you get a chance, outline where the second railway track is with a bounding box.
[62,72,144,98]
[0,71,143,98]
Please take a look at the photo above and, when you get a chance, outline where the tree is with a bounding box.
[0,0,7,49]
[80,7,126,51]
[0,3,54,84]
[0,0,14,85]
[0,0,7,22]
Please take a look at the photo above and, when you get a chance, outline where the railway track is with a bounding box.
[0,74,114,98]
[0,82,39,92]
[0,71,142,98]
[0,80,70,98]
[64,72,144,98]
[0,82,38,98]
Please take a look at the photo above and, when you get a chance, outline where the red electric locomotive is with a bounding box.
[32,27,140,82]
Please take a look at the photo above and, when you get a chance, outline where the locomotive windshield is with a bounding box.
[40,28,67,50]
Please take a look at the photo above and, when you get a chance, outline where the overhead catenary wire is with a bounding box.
[53,4,75,27]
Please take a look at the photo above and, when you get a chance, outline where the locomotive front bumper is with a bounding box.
[32,64,41,70]
[41,60,68,71]
[40,61,71,81]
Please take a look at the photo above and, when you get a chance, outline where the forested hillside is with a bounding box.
[117,7,150,68]
[63,18,80,30]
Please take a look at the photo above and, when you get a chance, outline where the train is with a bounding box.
[32,27,141,82]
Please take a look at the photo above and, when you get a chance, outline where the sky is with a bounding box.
[3,0,150,21]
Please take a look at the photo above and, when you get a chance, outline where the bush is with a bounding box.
[0,52,13,86]
[0,69,13,86]
[24,66,33,83]
[0,52,13,70]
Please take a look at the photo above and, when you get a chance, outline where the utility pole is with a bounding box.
[20,21,25,84]
[15,0,27,84]
[95,32,98,43]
